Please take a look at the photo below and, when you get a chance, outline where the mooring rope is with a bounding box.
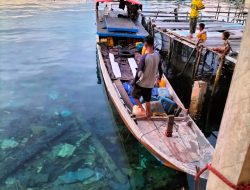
[194,164,250,190]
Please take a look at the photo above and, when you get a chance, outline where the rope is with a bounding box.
[194,164,250,190]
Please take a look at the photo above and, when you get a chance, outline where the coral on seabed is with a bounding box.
[1,138,19,150]
[57,143,76,158]
[55,168,95,184]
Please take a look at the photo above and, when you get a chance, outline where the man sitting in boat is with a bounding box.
[132,36,163,118]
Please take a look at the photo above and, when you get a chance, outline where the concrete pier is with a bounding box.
[207,9,250,190]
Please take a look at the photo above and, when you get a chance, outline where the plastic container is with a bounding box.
[158,87,171,98]
[159,78,166,88]
[107,37,114,47]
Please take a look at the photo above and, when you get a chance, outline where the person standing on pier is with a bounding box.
[133,36,162,118]
[188,0,205,39]
[197,23,207,43]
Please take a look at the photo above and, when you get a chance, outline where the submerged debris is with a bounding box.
[76,132,91,147]
[139,156,147,169]
[36,165,43,173]
[88,145,96,153]
[20,137,29,146]
[48,91,59,100]
[55,168,95,184]
[0,124,70,181]
[5,177,17,185]
[1,138,19,150]
[57,143,76,158]
[31,125,46,136]
[60,110,72,117]
[82,171,103,185]
[0,116,187,189]
[83,154,96,166]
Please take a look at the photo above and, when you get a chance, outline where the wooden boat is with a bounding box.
[95,0,214,179]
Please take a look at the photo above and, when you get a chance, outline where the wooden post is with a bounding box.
[211,56,225,96]
[234,4,239,23]
[152,26,155,39]
[217,6,221,20]
[166,115,174,137]
[215,1,220,20]
[192,46,203,79]
[207,10,250,190]
[141,14,146,28]
[189,80,207,120]
[174,8,178,22]
[227,5,231,22]
[167,37,172,74]
[148,18,152,34]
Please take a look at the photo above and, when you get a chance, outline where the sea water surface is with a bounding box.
[0,0,191,189]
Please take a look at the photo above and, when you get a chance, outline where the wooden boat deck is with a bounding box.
[137,111,213,174]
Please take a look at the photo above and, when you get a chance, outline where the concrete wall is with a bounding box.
[206,10,250,190]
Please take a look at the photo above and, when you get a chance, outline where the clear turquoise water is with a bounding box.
[0,1,190,189]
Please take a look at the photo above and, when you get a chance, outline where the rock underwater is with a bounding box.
[1,138,19,150]
[55,168,96,185]
[57,143,76,158]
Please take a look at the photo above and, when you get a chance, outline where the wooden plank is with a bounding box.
[109,53,121,78]
[154,21,244,31]
[136,116,168,121]
[128,58,138,69]
[139,120,191,163]
[155,120,200,162]
[128,58,138,78]
[137,120,159,137]
[90,135,127,183]
[76,111,127,184]
[139,119,193,164]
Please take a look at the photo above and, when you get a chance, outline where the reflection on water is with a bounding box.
[0,0,189,189]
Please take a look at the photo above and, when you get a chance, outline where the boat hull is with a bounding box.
[96,40,214,179]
